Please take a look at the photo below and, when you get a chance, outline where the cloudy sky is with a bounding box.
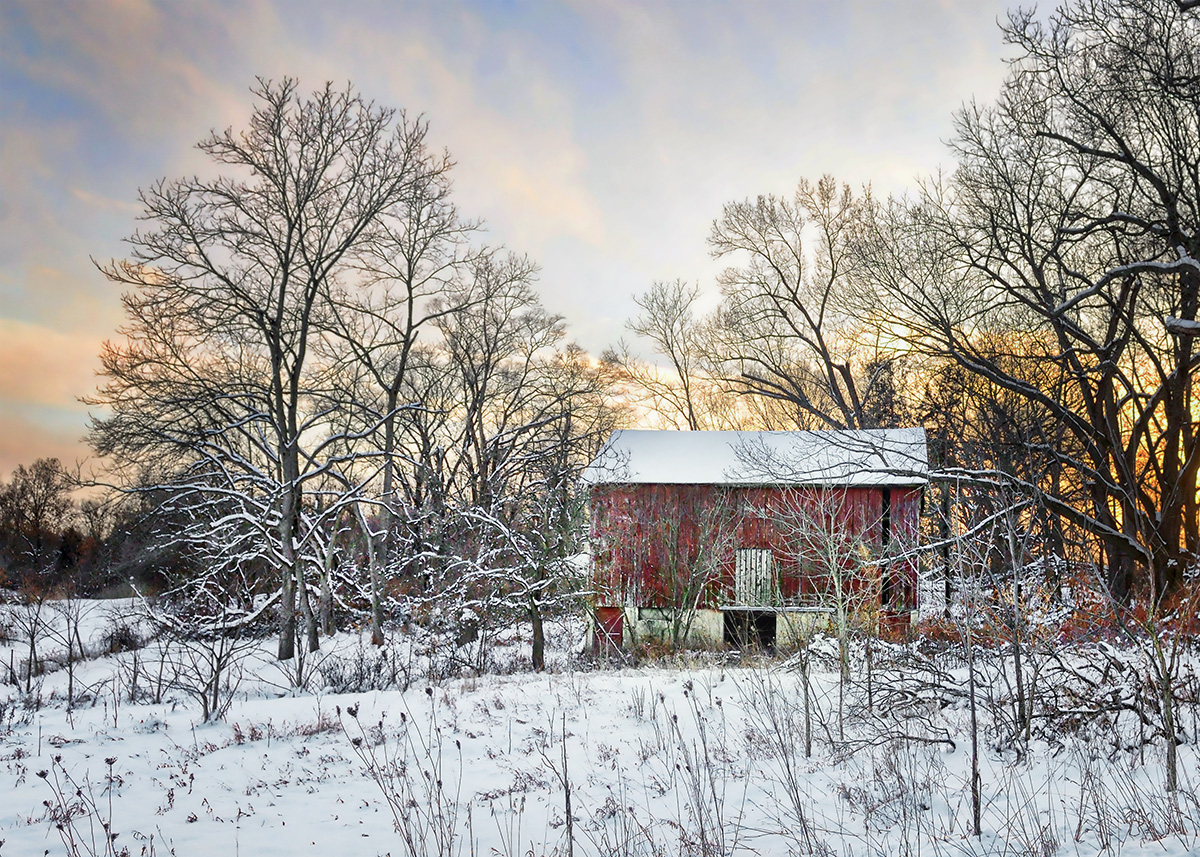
[0,0,1013,475]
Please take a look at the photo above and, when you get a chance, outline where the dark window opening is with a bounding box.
[723,609,776,652]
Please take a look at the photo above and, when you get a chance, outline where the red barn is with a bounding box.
[582,428,928,650]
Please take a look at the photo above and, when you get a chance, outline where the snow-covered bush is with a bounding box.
[319,640,411,694]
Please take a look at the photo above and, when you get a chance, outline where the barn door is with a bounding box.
[593,606,623,653]
[735,548,774,606]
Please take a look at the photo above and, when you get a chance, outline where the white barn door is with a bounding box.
[735,548,774,606]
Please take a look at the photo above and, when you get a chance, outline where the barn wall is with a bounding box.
[589,481,922,648]
[588,483,735,610]
[884,486,921,610]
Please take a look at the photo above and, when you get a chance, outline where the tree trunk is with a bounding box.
[209,654,221,722]
[941,482,953,617]
[530,592,545,672]
[800,648,812,758]
[1102,539,1134,607]
[319,534,336,637]
[1183,440,1199,563]
[358,502,386,648]
[372,389,400,647]
[1151,639,1179,793]
[1006,516,1028,742]
[1164,681,1178,793]
[277,483,299,661]
[25,625,37,695]
[278,568,296,662]
[297,563,319,654]
[1172,264,1198,580]
[369,529,385,647]
[967,627,981,838]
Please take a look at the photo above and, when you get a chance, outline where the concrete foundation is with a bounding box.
[621,606,725,648]
[590,605,844,652]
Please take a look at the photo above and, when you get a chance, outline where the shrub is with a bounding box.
[320,641,409,693]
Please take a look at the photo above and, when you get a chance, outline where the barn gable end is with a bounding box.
[584,429,928,651]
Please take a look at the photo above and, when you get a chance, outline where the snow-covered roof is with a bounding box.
[581,428,928,487]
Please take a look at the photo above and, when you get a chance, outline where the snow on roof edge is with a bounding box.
[580,428,929,488]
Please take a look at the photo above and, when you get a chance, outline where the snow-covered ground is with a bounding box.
[2,599,1198,856]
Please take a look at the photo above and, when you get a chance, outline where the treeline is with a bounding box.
[77,80,620,671]
[0,459,96,593]
[0,458,183,597]
[610,0,1198,606]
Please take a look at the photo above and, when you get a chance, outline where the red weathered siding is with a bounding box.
[589,483,732,609]
[590,483,921,612]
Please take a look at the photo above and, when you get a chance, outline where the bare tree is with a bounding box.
[607,280,743,430]
[141,589,261,722]
[45,599,96,708]
[774,488,882,738]
[431,250,555,511]
[709,176,907,430]
[326,137,477,645]
[89,78,442,663]
[421,257,616,669]
[615,177,919,434]
[856,0,1200,600]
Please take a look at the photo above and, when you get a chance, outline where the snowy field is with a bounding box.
[2,599,1199,856]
